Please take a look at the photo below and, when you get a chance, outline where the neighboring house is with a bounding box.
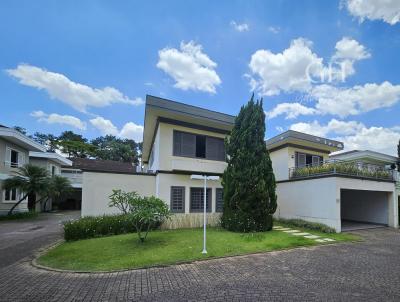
[29,151,72,211]
[80,95,399,232]
[267,131,398,232]
[81,95,235,228]
[0,125,46,215]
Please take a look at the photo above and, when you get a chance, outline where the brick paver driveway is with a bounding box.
[0,227,399,301]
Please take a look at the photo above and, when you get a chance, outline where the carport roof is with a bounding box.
[68,158,137,174]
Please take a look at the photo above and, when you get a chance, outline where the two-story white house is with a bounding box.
[81,95,235,228]
[80,95,399,232]
[0,125,46,214]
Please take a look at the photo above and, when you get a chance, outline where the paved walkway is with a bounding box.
[0,211,80,269]
[0,225,399,301]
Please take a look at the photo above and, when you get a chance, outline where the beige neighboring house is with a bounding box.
[0,125,46,215]
[267,132,398,232]
[29,151,72,211]
[81,95,399,232]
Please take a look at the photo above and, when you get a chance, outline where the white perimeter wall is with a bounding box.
[82,172,156,216]
[276,177,340,231]
[276,176,398,232]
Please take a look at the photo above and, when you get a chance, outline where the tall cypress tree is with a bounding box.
[221,95,277,232]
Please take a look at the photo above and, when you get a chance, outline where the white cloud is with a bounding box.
[266,102,317,119]
[89,117,119,136]
[157,41,221,93]
[311,81,400,117]
[333,37,371,61]
[248,37,370,96]
[330,37,371,79]
[6,64,144,112]
[119,122,144,142]
[230,21,250,32]
[267,26,280,34]
[30,111,86,130]
[290,119,400,155]
[343,0,400,25]
[248,38,325,96]
[89,116,144,142]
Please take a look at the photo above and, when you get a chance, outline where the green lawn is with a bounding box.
[37,227,359,272]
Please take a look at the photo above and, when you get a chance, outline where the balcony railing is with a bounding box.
[289,159,395,181]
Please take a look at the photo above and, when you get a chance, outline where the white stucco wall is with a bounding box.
[156,122,227,174]
[276,177,340,230]
[81,172,156,216]
[156,173,223,213]
[276,176,398,232]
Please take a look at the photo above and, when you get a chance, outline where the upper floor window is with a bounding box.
[173,130,225,161]
[295,152,323,168]
[6,147,24,168]
[10,150,19,168]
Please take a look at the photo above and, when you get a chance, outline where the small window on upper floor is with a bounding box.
[10,150,18,168]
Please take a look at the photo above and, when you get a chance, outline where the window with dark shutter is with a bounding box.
[206,137,225,161]
[190,188,211,212]
[216,188,224,212]
[170,187,185,213]
[173,130,225,161]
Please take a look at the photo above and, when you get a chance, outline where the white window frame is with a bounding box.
[2,188,20,203]
[5,146,26,168]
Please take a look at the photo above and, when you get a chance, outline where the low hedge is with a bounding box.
[64,214,137,241]
[0,211,38,221]
[274,218,336,233]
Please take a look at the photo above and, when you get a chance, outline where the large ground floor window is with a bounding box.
[190,187,211,212]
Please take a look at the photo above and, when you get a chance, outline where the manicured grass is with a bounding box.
[0,211,38,221]
[38,227,359,272]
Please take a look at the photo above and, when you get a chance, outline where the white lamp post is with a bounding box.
[190,174,220,254]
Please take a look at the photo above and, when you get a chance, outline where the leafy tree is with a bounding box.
[108,190,170,242]
[58,140,96,158]
[13,126,28,135]
[221,95,277,232]
[108,189,138,214]
[3,164,49,215]
[128,195,170,242]
[91,135,140,164]
[58,131,87,143]
[33,132,59,152]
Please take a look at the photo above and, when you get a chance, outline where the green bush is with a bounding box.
[274,218,336,233]
[64,214,134,241]
[0,211,38,221]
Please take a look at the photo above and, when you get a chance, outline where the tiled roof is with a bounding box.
[69,158,137,173]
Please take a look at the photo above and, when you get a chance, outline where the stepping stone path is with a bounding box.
[273,226,335,243]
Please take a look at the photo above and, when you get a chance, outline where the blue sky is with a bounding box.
[1,0,400,154]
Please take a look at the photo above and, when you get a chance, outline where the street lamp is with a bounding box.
[190,174,220,254]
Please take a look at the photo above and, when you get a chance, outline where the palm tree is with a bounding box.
[3,164,49,215]
[42,175,72,211]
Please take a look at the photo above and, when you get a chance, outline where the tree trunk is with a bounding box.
[8,193,29,216]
